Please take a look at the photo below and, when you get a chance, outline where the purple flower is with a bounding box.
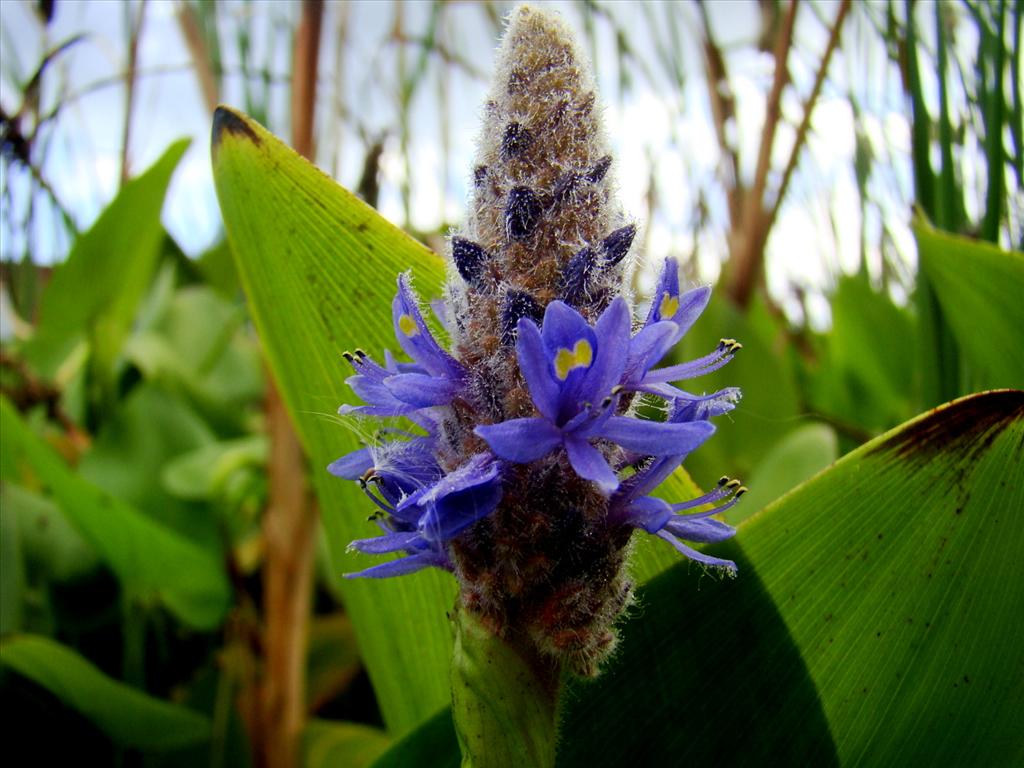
[327,8,750,677]
[607,397,745,574]
[620,258,742,400]
[612,474,743,574]
[332,260,742,582]
[340,274,466,419]
[643,256,710,337]
[329,440,503,578]
[474,298,716,493]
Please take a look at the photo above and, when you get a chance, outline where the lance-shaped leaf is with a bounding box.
[370,390,1024,765]
[23,141,189,397]
[0,635,211,750]
[916,223,1024,391]
[302,719,391,768]
[210,107,453,734]
[561,389,1024,764]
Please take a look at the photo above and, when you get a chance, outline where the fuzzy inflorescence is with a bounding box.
[330,5,744,676]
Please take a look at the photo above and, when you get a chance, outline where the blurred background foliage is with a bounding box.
[0,1,1020,766]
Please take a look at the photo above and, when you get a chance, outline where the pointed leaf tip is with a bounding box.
[210,105,452,732]
[211,106,261,153]
[869,389,1024,465]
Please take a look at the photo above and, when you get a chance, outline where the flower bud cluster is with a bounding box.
[331,5,743,676]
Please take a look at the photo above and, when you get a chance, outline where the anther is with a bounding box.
[342,351,355,363]
[725,478,742,490]
[718,475,730,486]
[736,486,749,497]
[610,385,624,395]
[358,467,378,489]
[355,348,367,359]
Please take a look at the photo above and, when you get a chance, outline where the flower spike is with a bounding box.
[330,5,743,676]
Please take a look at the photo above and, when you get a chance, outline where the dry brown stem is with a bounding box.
[698,2,742,227]
[176,2,220,114]
[291,0,323,160]
[257,3,323,767]
[119,0,147,185]
[708,0,850,309]
[260,383,318,768]
[766,0,852,233]
[727,0,799,308]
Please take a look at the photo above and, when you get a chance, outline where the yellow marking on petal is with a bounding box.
[554,339,594,380]
[658,292,680,320]
[398,314,419,337]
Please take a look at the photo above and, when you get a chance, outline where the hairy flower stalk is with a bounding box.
[330,4,743,690]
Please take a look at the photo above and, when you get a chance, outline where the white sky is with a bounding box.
[1,0,937,329]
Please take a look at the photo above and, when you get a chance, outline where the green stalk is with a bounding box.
[904,0,934,217]
[1009,0,1023,196]
[980,0,1007,244]
[934,1,960,232]
[905,0,960,407]
[451,607,562,768]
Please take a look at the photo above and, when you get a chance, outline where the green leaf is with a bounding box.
[724,422,838,525]
[0,397,231,629]
[305,615,361,712]
[211,107,453,734]
[0,634,211,750]
[372,391,1024,765]
[24,141,190,398]
[560,389,1024,764]
[194,238,242,298]
[0,489,25,634]
[370,710,459,768]
[450,607,559,768]
[78,383,218,545]
[978,0,1007,243]
[161,435,267,502]
[809,274,916,434]
[125,285,264,432]
[560,549,839,765]
[303,720,391,768]
[2,482,97,583]
[916,224,1024,390]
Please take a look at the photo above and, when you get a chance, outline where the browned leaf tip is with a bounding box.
[871,389,1024,466]
[212,106,261,151]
